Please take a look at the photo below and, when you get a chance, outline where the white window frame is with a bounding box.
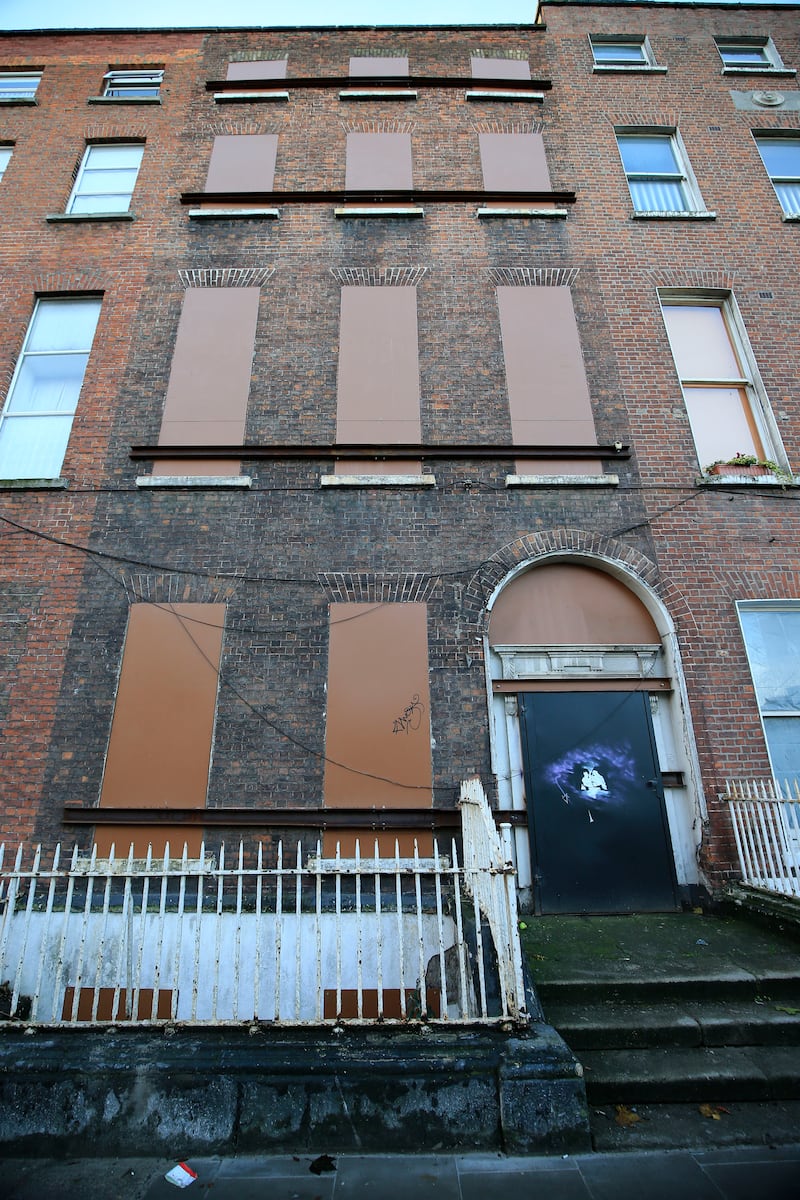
[0,297,102,481]
[0,146,11,182]
[590,35,662,72]
[102,69,163,98]
[658,289,787,475]
[0,72,41,101]
[66,142,144,215]
[616,128,706,215]
[754,134,800,217]
[715,36,787,73]
[737,600,800,788]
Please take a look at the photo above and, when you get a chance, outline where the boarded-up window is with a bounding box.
[324,603,432,809]
[345,132,413,190]
[204,134,278,193]
[479,132,551,192]
[497,286,596,446]
[349,56,409,77]
[97,603,225,856]
[226,60,287,80]
[471,56,531,80]
[154,287,259,476]
[335,286,421,445]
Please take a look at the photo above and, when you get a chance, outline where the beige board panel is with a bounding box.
[345,132,413,190]
[471,56,531,80]
[497,285,597,445]
[158,287,259,448]
[205,133,278,193]
[335,287,421,444]
[226,60,287,80]
[479,132,551,192]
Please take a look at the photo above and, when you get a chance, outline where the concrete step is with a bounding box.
[537,969,800,1007]
[547,999,800,1050]
[581,1045,800,1104]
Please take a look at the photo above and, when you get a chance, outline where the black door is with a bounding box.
[519,691,679,914]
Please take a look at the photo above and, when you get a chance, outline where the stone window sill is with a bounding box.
[506,474,619,487]
[334,205,424,218]
[0,477,67,489]
[188,207,280,220]
[477,206,567,219]
[213,90,289,102]
[320,474,435,487]
[593,65,667,74]
[339,88,417,100]
[47,211,134,223]
[88,95,161,104]
[0,98,37,106]
[783,213,800,223]
[136,475,252,488]
[722,67,796,77]
[465,88,545,102]
[699,473,794,486]
[632,210,716,220]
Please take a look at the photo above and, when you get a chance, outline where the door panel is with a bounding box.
[519,691,679,913]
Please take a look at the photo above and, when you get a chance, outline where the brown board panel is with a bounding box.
[479,132,551,192]
[335,287,421,444]
[497,285,597,445]
[324,603,432,809]
[156,287,259,447]
[345,132,413,190]
[226,60,287,80]
[349,56,409,77]
[205,134,278,193]
[471,56,531,80]
[99,603,225,811]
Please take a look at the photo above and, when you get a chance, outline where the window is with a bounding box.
[715,37,784,71]
[349,55,409,77]
[97,602,224,858]
[470,55,531,81]
[479,132,552,191]
[659,296,778,471]
[0,73,40,101]
[102,69,162,98]
[0,146,11,182]
[590,37,657,69]
[154,286,259,478]
[204,134,278,192]
[66,143,144,214]
[0,297,101,480]
[738,603,800,784]
[616,131,703,213]
[755,136,800,216]
[344,132,413,190]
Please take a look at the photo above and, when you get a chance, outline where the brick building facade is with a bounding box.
[1,1,799,913]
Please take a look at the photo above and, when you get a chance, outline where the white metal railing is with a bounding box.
[0,785,528,1028]
[724,778,800,897]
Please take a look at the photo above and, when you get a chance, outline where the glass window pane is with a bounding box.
[6,354,89,414]
[661,305,742,378]
[628,178,688,212]
[0,414,73,479]
[85,144,144,170]
[774,181,800,215]
[77,167,142,192]
[0,74,40,98]
[618,134,680,175]
[594,42,647,63]
[764,718,800,785]
[0,147,11,179]
[739,609,800,713]
[683,386,761,466]
[27,299,101,352]
[756,138,800,178]
[719,45,769,66]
